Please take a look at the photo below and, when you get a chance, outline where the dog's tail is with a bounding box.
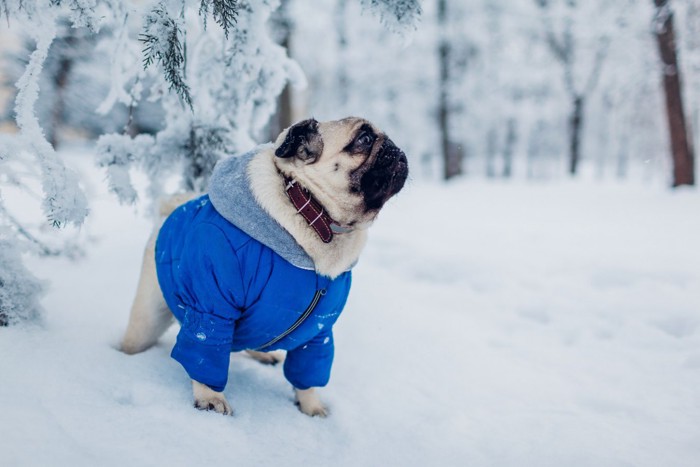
[158,192,200,218]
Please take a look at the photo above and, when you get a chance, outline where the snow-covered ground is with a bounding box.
[1,152,699,466]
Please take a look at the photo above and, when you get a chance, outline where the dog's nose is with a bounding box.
[378,139,405,165]
[396,150,407,165]
[384,138,400,155]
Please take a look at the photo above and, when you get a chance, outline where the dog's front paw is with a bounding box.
[194,395,233,415]
[192,380,233,416]
[294,388,328,418]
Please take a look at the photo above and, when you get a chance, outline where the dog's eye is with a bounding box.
[356,132,374,148]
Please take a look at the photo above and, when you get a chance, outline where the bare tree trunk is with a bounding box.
[568,95,584,176]
[616,138,629,180]
[438,0,462,180]
[536,2,611,179]
[49,55,71,149]
[502,118,517,178]
[268,0,294,139]
[276,70,293,131]
[49,31,78,149]
[654,0,695,186]
[335,0,350,107]
[486,127,497,178]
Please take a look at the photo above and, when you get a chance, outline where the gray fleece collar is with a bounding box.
[207,146,316,271]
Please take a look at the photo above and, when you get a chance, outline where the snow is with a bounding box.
[7,10,90,229]
[1,150,699,466]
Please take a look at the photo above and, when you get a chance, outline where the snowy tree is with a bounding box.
[0,1,93,325]
[301,0,694,184]
[437,0,462,180]
[290,0,433,177]
[0,232,44,327]
[266,0,295,140]
[92,0,308,202]
[96,0,421,202]
[360,0,422,33]
[533,0,623,176]
[1,19,164,146]
[652,0,695,186]
[678,0,700,161]
[0,0,422,325]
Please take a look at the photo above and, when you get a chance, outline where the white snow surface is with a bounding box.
[1,152,699,467]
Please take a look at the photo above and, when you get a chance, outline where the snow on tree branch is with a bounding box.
[96,133,155,204]
[0,232,45,327]
[140,2,192,109]
[652,1,672,35]
[1,1,8,23]
[199,0,239,39]
[3,0,101,30]
[49,0,99,31]
[13,16,89,228]
[97,0,304,205]
[361,0,422,33]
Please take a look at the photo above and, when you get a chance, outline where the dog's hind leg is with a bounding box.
[121,230,174,355]
[245,350,285,365]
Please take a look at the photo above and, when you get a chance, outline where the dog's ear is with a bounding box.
[275,118,324,162]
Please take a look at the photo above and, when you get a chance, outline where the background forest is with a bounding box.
[3,1,699,183]
[2,1,698,309]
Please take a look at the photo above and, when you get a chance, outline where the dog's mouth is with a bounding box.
[357,138,409,212]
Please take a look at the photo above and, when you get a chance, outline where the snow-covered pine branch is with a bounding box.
[0,231,45,327]
[361,0,422,33]
[10,8,90,228]
[0,0,102,325]
[199,0,239,38]
[47,0,100,31]
[140,2,192,109]
[96,133,155,204]
[97,0,303,205]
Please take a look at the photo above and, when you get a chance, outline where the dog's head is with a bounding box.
[273,117,409,228]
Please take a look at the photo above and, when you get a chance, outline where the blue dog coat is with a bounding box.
[155,149,352,392]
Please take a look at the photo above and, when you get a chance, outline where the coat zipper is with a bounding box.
[255,289,326,351]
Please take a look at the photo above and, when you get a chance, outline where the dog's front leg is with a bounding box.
[294,388,328,417]
[192,380,233,416]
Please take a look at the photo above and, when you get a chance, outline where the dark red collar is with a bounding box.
[283,177,349,243]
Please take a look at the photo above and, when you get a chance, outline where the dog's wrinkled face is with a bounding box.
[274,117,408,227]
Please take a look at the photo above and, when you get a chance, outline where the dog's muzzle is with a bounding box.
[360,139,409,211]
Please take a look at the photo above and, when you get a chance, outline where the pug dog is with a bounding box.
[120,117,408,417]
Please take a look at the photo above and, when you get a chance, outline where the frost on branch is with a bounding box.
[96,133,156,204]
[0,230,45,327]
[99,0,303,205]
[203,0,306,150]
[48,0,99,31]
[181,125,232,192]
[199,0,239,38]
[140,2,192,109]
[96,118,233,204]
[13,16,89,228]
[361,0,422,33]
